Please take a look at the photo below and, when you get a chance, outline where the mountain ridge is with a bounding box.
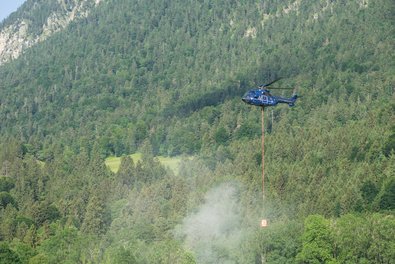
[0,0,102,65]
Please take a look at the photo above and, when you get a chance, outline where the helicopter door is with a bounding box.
[262,95,268,103]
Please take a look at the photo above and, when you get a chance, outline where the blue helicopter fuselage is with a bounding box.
[242,89,297,107]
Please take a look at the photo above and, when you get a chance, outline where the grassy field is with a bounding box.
[105,153,189,174]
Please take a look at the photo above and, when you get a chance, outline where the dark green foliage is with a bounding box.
[15,216,35,228]
[361,181,379,204]
[35,226,85,264]
[214,127,230,145]
[117,156,135,186]
[0,242,21,264]
[81,194,111,235]
[259,220,302,263]
[32,203,61,226]
[104,246,137,264]
[0,192,17,209]
[383,125,395,157]
[235,122,260,140]
[334,213,395,263]
[9,240,36,264]
[296,215,335,264]
[0,177,15,192]
[333,214,370,263]
[379,179,395,210]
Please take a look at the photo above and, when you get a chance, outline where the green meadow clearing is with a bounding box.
[105,153,190,174]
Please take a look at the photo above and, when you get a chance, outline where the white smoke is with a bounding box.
[177,182,249,263]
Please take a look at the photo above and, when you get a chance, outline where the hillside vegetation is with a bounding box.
[105,152,188,174]
[0,0,394,263]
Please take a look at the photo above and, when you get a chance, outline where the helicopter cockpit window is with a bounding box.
[244,92,254,98]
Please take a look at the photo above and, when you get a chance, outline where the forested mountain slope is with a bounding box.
[0,0,394,263]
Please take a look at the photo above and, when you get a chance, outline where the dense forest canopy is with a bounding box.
[0,0,394,263]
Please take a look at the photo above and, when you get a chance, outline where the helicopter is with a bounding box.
[242,79,298,107]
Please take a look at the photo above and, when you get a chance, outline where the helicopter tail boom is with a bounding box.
[288,94,298,106]
[275,94,298,106]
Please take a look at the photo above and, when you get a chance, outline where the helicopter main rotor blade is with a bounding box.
[268,87,294,90]
[259,78,282,88]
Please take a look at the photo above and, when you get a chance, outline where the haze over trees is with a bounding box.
[0,0,394,263]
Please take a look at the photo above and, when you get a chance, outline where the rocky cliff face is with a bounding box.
[0,0,102,65]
